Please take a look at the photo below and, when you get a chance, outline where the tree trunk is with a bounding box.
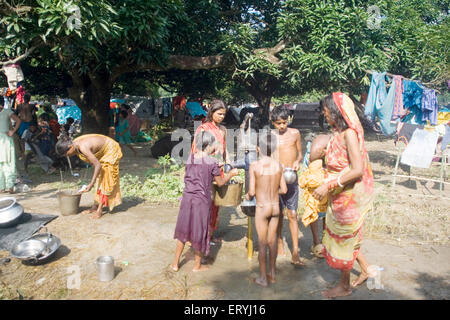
[66,72,112,134]
[244,75,279,127]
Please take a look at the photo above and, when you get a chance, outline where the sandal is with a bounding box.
[311,244,324,258]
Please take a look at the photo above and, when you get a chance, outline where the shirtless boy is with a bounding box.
[246,132,287,286]
[16,93,36,156]
[270,106,304,265]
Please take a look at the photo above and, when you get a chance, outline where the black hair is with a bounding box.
[206,99,226,122]
[39,113,50,122]
[0,96,4,106]
[270,105,290,122]
[122,104,131,110]
[195,130,216,151]
[29,121,38,127]
[55,134,73,157]
[120,110,128,119]
[66,117,74,125]
[24,93,31,103]
[319,94,349,131]
[258,131,277,156]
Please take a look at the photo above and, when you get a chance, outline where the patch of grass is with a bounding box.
[364,187,450,245]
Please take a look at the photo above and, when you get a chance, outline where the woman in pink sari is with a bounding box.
[191,100,228,244]
[313,93,375,298]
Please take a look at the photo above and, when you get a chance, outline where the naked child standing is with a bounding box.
[270,106,304,266]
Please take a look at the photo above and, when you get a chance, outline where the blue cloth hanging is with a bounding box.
[364,71,396,135]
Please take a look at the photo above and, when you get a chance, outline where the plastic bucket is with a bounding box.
[57,190,81,216]
[96,256,115,282]
[213,182,243,207]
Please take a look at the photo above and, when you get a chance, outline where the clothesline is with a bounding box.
[364,70,441,94]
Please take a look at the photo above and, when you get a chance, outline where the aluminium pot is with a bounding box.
[0,197,24,228]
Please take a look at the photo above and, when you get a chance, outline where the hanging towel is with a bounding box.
[400,128,439,168]
[364,71,395,135]
[391,75,404,121]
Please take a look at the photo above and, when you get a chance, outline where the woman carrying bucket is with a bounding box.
[55,133,122,219]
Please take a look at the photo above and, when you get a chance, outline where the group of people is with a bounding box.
[0,94,78,193]
[170,93,375,298]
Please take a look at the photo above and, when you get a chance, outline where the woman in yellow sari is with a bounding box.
[313,93,374,298]
[56,134,122,219]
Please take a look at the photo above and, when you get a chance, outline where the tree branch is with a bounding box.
[111,40,288,81]
[0,0,32,16]
[0,46,37,67]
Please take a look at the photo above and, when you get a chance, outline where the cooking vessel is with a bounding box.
[26,230,61,263]
[0,197,24,228]
[283,168,297,184]
[240,198,256,217]
[10,239,48,261]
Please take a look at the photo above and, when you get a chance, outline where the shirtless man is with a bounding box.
[55,134,122,219]
[16,93,36,156]
[270,106,304,266]
[246,132,287,287]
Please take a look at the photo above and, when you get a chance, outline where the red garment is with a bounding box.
[15,86,25,105]
[173,95,186,111]
[127,111,141,136]
[49,119,61,138]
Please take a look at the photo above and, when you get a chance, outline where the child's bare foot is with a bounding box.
[253,276,268,287]
[322,284,352,298]
[90,213,102,219]
[266,274,276,284]
[291,253,305,266]
[351,271,369,287]
[170,264,179,272]
[192,265,209,272]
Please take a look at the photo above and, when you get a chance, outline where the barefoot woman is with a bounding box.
[191,100,228,243]
[56,134,123,219]
[313,93,374,298]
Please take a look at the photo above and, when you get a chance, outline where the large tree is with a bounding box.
[1,0,448,131]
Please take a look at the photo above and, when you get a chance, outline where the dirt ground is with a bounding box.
[0,132,449,300]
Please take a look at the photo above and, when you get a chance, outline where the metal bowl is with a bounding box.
[0,197,24,228]
[283,168,297,184]
[10,239,47,261]
[240,198,256,217]
[26,233,61,263]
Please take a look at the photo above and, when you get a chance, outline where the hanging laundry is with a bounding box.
[15,85,25,105]
[162,97,172,118]
[421,88,438,125]
[391,75,404,121]
[2,63,24,90]
[186,101,207,118]
[154,98,163,115]
[402,80,423,109]
[400,128,439,168]
[364,71,396,135]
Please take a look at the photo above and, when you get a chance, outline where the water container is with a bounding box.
[57,190,82,215]
[96,256,115,282]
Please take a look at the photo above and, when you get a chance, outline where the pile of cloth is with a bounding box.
[364,72,441,136]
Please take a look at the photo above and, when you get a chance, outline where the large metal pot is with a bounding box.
[283,168,297,184]
[0,197,24,228]
[240,198,256,217]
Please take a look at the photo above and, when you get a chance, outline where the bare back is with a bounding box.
[248,156,287,218]
[74,134,109,160]
[17,103,36,122]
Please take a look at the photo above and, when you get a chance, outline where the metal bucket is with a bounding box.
[57,190,81,216]
[96,256,115,282]
[213,182,243,207]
